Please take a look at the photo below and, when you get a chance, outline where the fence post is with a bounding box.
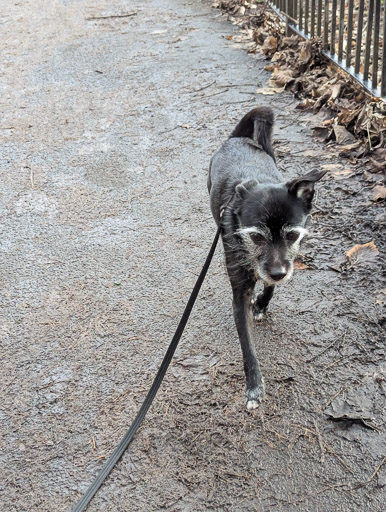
[346,0,354,67]
[372,0,381,90]
[382,2,386,96]
[286,0,295,36]
[267,0,386,98]
[363,0,375,82]
[324,0,329,50]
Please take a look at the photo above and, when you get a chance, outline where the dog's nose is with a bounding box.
[269,268,287,281]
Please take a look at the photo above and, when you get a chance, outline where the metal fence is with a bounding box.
[269,0,386,98]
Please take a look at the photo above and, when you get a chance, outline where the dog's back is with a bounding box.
[208,107,282,221]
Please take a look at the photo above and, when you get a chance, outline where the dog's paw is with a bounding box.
[246,381,265,410]
[253,305,268,322]
[246,399,260,410]
[252,294,270,321]
[254,309,266,322]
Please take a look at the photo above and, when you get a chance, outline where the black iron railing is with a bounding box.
[269,0,386,98]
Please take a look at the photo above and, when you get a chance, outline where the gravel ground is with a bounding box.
[0,0,385,511]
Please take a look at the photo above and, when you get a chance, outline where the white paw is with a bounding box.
[246,381,265,410]
[254,311,265,321]
[251,298,255,305]
[246,400,259,410]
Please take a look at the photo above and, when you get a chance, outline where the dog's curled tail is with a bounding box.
[230,106,275,161]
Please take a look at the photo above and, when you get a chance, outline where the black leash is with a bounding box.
[72,217,225,512]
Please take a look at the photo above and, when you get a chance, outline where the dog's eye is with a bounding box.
[250,233,265,244]
[286,231,299,242]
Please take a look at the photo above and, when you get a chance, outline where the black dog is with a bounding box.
[208,107,326,410]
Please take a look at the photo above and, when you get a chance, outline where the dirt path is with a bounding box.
[1,0,384,511]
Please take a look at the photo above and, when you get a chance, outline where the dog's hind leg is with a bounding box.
[252,285,275,321]
[231,278,265,410]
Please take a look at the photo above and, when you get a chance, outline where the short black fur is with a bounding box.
[230,106,275,161]
[208,106,326,410]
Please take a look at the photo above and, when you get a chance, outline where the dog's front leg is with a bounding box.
[232,286,265,410]
[252,285,275,321]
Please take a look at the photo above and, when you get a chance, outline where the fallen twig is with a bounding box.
[322,356,345,371]
[313,419,326,463]
[318,386,348,413]
[349,456,386,490]
[367,456,386,483]
[220,99,257,105]
[303,426,354,474]
[307,329,348,363]
[30,167,35,189]
[307,341,337,363]
[192,88,229,101]
[217,83,256,88]
[86,13,137,20]
[189,80,216,93]
[322,439,354,474]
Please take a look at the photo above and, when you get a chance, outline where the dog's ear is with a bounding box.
[286,170,327,206]
[235,180,258,200]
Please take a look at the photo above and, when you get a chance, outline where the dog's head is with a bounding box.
[231,169,326,285]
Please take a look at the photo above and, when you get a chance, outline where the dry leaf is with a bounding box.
[256,86,284,95]
[320,163,343,171]
[303,149,320,157]
[338,141,362,155]
[273,68,294,86]
[312,126,331,140]
[296,98,315,110]
[369,148,386,173]
[294,260,311,270]
[371,185,386,202]
[330,82,343,100]
[346,241,379,267]
[337,107,361,126]
[320,164,355,179]
[298,41,312,65]
[281,35,299,48]
[253,27,268,44]
[261,36,277,55]
[271,52,282,62]
[333,125,356,144]
[369,158,385,173]
[330,168,355,179]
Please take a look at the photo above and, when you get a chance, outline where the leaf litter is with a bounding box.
[213,1,386,159]
[330,241,380,272]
